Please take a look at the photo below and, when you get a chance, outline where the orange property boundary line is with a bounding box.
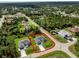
[29,32,56,53]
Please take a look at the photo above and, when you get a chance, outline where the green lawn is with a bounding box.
[42,36,54,49]
[38,51,70,58]
[53,35,68,43]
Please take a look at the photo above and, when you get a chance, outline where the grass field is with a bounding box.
[53,35,68,43]
[38,51,70,58]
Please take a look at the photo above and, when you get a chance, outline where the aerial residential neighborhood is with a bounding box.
[0,2,79,58]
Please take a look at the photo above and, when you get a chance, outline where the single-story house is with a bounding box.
[35,38,41,45]
[24,40,31,47]
[58,30,73,41]
[19,42,24,49]
[34,36,46,45]
[39,36,46,42]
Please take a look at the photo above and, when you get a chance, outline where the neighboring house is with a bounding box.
[58,30,71,38]
[19,40,31,50]
[24,40,31,47]
[68,26,79,32]
[58,30,73,41]
[19,42,24,50]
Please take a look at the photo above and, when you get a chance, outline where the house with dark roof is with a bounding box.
[34,36,46,45]
[35,38,41,45]
[24,40,31,47]
[19,39,31,50]
[19,42,24,49]
[39,36,46,42]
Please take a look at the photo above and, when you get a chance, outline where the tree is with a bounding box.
[75,32,79,36]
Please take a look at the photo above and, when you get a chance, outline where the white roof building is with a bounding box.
[58,30,71,38]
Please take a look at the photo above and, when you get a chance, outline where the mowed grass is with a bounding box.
[53,35,68,43]
[38,51,70,58]
[42,35,54,49]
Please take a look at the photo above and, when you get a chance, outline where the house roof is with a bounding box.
[58,30,71,37]
[19,42,24,49]
[35,36,46,44]
[68,26,79,32]
[24,40,30,45]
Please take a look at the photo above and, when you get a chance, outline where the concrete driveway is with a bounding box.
[38,44,45,51]
[20,49,27,58]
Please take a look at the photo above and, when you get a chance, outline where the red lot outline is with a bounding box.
[28,32,56,53]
